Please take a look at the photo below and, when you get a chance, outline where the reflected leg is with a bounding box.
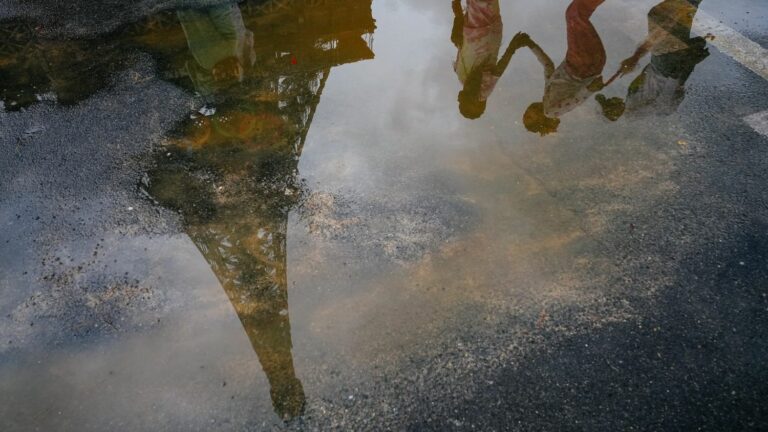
[564,0,607,79]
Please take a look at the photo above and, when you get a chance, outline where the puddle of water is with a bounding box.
[0,0,725,429]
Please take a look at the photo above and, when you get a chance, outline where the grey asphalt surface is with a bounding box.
[1,1,768,431]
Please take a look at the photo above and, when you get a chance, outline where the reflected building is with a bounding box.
[139,0,376,421]
[0,0,375,421]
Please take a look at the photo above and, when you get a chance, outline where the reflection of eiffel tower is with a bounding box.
[145,0,376,421]
[0,1,375,419]
[241,0,375,70]
[124,0,374,152]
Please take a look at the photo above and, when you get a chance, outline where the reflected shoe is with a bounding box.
[596,93,626,121]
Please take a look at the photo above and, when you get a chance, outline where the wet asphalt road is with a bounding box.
[411,51,768,431]
[1,0,768,431]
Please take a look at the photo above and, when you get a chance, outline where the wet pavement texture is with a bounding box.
[1,0,768,430]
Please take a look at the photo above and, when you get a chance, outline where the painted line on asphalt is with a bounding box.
[688,12,768,138]
[744,110,768,139]
[692,12,768,81]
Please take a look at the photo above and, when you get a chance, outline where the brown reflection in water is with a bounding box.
[140,0,376,421]
[0,22,121,109]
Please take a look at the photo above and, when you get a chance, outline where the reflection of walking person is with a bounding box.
[452,0,529,119]
[177,3,255,98]
[519,0,607,135]
[596,0,708,120]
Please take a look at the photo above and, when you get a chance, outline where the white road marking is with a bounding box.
[692,12,768,81]
[686,12,768,138]
[744,110,768,139]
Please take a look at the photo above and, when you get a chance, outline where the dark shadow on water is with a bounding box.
[0,21,123,109]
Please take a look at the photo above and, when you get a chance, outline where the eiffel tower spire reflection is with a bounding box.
[143,0,376,421]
